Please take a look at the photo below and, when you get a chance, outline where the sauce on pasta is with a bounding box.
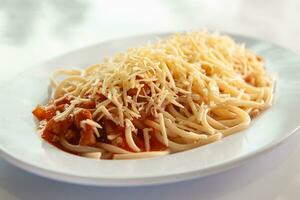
[32,31,274,159]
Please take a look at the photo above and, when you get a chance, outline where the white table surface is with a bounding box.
[0,0,300,199]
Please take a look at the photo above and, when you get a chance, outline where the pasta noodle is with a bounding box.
[32,31,274,160]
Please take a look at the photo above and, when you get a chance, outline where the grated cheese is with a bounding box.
[44,31,273,159]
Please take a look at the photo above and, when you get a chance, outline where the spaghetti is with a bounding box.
[32,31,274,160]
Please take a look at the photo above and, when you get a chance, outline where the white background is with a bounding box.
[0,0,300,199]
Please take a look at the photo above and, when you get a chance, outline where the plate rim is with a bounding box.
[1,125,299,187]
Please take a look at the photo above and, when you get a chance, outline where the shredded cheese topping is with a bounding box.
[36,31,274,160]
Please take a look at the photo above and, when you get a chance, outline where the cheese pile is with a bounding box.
[51,31,271,130]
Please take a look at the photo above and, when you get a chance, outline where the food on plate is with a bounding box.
[32,31,274,160]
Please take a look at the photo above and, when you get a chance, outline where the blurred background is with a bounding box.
[0,0,299,82]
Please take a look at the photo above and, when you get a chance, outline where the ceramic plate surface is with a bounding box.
[0,32,299,186]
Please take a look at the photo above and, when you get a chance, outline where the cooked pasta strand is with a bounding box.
[33,31,274,160]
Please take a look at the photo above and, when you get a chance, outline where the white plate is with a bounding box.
[0,32,300,187]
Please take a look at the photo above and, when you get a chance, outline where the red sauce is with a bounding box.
[149,130,167,151]
[32,106,56,121]
[32,95,167,158]
[74,109,96,146]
